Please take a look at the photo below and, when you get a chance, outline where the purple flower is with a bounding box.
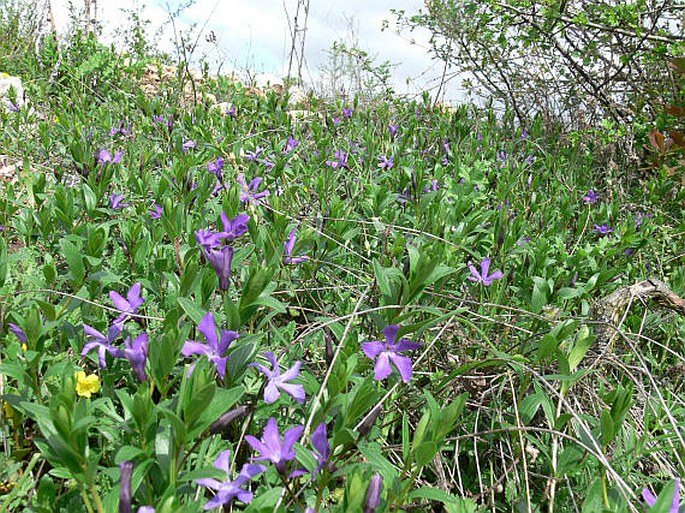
[149,203,163,219]
[332,117,341,125]
[343,107,353,118]
[8,101,20,113]
[397,188,413,204]
[82,324,147,381]
[225,104,237,117]
[211,180,230,197]
[245,417,304,474]
[643,478,680,512]
[97,149,123,164]
[310,422,332,477]
[250,351,305,404]
[244,146,265,162]
[195,229,226,252]
[362,325,422,382]
[220,213,250,241]
[182,312,238,379]
[284,135,299,154]
[497,150,507,168]
[121,333,149,381]
[196,450,266,510]
[377,156,394,170]
[422,179,440,193]
[207,157,225,179]
[109,193,130,210]
[364,474,384,512]
[8,323,27,344]
[467,257,504,286]
[326,149,348,169]
[110,283,145,324]
[82,322,123,368]
[284,227,309,264]
[110,121,131,137]
[237,174,270,205]
[206,245,234,291]
[182,140,197,153]
[635,211,650,228]
[594,223,614,236]
[120,461,133,513]
[582,190,600,205]
[517,236,531,246]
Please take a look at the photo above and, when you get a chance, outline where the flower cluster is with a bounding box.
[195,212,250,291]
[81,283,149,383]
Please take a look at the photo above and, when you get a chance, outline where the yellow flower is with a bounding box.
[3,401,14,418]
[75,371,101,398]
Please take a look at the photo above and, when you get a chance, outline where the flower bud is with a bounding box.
[210,405,250,434]
[357,404,382,437]
[119,461,133,513]
[324,327,334,367]
[363,474,383,513]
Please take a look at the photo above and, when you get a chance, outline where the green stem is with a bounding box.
[89,482,105,513]
[279,473,303,508]
[80,484,95,513]
[601,469,610,509]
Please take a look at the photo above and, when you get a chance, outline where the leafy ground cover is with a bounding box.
[0,29,684,513]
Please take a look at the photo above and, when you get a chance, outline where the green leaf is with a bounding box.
[188,386,244,439]
[568,326,595,372]
[183,382,215,428]
[244,487,284,512]
[82,183,97,213]
[537,333,558,361]
[600,409,614,447]
[581,477,605,513]
[408,487,470,510]
[359,442,399,482]
[0,238,7,288]
[373,258,399,305]
[239,265,273,314]
[531,276,550,313]
[176,297,206,326]
[114,445,147,464]
[557,287,582,300]
[402,413,410,461]
[59,238,85,284]
[412,409,431,449]
[412,441,439,467]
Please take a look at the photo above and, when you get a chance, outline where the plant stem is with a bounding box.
[80,484,95,513]
[89,482,106,513]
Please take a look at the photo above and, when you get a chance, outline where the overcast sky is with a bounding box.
[50,0,468,102]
